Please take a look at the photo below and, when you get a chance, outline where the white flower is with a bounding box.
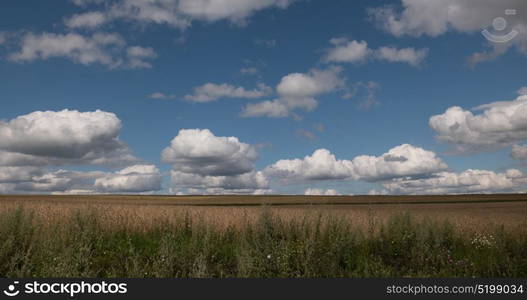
[471,234,496,249]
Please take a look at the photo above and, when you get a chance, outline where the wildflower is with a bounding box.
[471,233,496,249]
[267,254,272,259]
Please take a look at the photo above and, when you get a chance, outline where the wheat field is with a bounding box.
[0,194,526,232]
[1,194,526,277]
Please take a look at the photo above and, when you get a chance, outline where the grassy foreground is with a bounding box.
[1,206,526,278]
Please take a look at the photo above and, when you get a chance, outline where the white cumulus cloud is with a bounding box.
[324,38,428,67]
[170,170,269,194]
[265,149,354,180]
[382,169,525,195]
[9,32,156,69]
[0,109,138,166]
[94,165,162,193]
[0,166,42,183]
[126,46,157,69]
[350,144,448,181]
[369,0,525,37]
[241,67,345,118]
[67,0,300,30]
[429,94,527,153]
[162,129,271,194]
[369,0,527,64]
[240,100,289,118]
[265,144,447,182]
[375,46,428,67]
[0,165,163,194]
[185,83,272,102]
[0,169,105,194]
[324,39,370,63]
[162,129,258,176]
[304,188,341,195]
[65,11,107,28]
[0,110,161,194]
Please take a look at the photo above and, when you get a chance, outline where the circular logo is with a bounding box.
[492,17,507,31]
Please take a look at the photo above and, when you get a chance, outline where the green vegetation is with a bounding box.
[1,207,526,277]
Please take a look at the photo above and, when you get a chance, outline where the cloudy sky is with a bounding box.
[1,0,526,195]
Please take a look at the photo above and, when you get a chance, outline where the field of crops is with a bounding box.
[1,195,526,277]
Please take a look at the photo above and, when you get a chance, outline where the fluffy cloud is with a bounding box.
[0,109,138,166]
[518,87,527,95]
[0,166,42,183]
[0,169,104,194]
[126,46,157,69]
[376,46,428,67]
[0,110,138,168]
[241,67,345,118]
[65,11,107,28]
[67,0,299,30]
[368,189,389,195]
[20,170,104,193]
[176,188,270,195]
[163,129,271,194]
[0,151,58,167]
[0,109,161,194]
[265,144,447,182]
[304,188,341,195]
[9,32,156,69]
[382,169,525,195]
[429,95,527,153]
[170,170,268,194]
[276,67,343,98]
[0,149,137,168]
[324,38,428,66]
[0,165,163,194]
[369,0,527,64]
[324,39,370,63]
[511,144,527,160]
[241,101,289,118]
[350,144,448,181]
[184,83,272,102]
[369,0,525,37]
[506,168,524,178]
[164,0,296,23]
[265,149,354,180]
[162,129,258,176]
[94,165,162,193]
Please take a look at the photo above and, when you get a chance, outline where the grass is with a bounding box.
[0,206,526,278]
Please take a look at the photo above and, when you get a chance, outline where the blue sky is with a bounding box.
[0,0,526,195]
